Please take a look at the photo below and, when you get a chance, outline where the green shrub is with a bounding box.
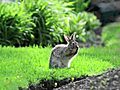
[63,0,90,12]
[63,12,101,42]
[0,0,100,47]
[0,0,73,47]
[102,23,120,47]
[22,0,73,46]
[0,2,34,46]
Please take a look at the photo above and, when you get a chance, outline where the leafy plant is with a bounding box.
[0,0,100,47]
[0,3,34,46]
[21,0,73,46]
[63,0,90,12]
[102,23,120,47]
[0,0,73,47]
[63,12,101,42]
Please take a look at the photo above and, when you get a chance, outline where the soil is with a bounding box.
[20,75,88,90]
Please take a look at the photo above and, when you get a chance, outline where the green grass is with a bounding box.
[0,46,120,90]
[0,23,120,90]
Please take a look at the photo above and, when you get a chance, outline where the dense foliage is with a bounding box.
[0,3,34,46]
[0,0,100,47]
[64,12,100,42]
[63,0,90,12]
[23,0,73,46]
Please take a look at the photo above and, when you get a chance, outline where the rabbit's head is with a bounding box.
[64,32,79,49]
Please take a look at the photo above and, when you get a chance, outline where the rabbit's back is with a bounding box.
[52,44,67,56]
[49,44,78,68]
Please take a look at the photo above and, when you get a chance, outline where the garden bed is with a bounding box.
[22,75,88,90]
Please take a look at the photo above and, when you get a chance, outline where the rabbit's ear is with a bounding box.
[70,32,76,40]
[64,35,70,43]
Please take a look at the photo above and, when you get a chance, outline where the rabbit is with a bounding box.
[49,32,79,68]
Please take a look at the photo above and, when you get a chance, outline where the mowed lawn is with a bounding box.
[0,23,120,90]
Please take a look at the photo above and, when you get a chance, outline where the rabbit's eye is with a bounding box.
[72,42,75,45]
[72,42,75,46]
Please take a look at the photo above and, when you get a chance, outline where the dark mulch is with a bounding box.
[54,68,120,90]
[20,75,88,90]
